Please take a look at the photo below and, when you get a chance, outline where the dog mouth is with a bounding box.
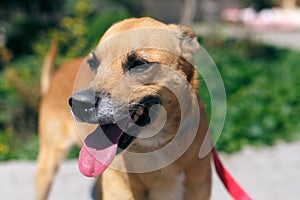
[130,97,161,127]
[117,97,161,149]
[78,97,161,177]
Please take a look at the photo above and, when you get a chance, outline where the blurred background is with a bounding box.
[0,0,300,199]
[1,0,300,160]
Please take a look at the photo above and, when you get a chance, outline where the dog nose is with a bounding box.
[69,90,100,122]
[68,97,73,107]
[69,89,98,108]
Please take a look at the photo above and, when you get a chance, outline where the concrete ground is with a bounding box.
[1,141,300,200]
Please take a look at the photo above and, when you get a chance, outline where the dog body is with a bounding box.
[36,17,211,200]
[36,57,83,199]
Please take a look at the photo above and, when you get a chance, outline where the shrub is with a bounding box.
[198,36,300,153]
[0,1,132,161]
[0,55,41,160]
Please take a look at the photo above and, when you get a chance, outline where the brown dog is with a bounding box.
[36,17,211,200]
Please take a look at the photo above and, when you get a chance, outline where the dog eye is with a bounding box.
[128,60,151,73]
[87,52,100,72]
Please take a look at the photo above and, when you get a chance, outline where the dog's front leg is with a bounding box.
[102,168,146,200]
[183,154,211,200]
[144,169,185,200]
[147,182,185,200]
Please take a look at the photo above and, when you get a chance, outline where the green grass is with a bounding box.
[198,36,300,153]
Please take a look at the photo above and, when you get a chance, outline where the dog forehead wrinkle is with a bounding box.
[95,28,182,68]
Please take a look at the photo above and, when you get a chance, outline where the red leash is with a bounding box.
[212,147,253,200]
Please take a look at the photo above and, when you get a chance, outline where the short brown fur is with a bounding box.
[36,17,211,200]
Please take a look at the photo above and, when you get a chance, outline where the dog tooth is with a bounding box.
[133,114,139,122]
[136,106,144,116]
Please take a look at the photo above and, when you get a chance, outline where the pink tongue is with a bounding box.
[78,119,129,177]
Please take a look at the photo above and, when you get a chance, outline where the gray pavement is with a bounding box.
[252,30,300,51]
[1,141,300,200]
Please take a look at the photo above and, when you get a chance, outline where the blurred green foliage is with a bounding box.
[33,0,132,61]
[0,0,63,56]
[0,55,41,131]
[0,0,132,160]
[199,36,300,153]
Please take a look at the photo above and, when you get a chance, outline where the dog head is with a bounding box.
[69,17,200,176]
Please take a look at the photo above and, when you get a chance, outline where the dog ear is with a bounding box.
[169,24,200,61]
[168,24,199,87]
[178,24,199,54]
